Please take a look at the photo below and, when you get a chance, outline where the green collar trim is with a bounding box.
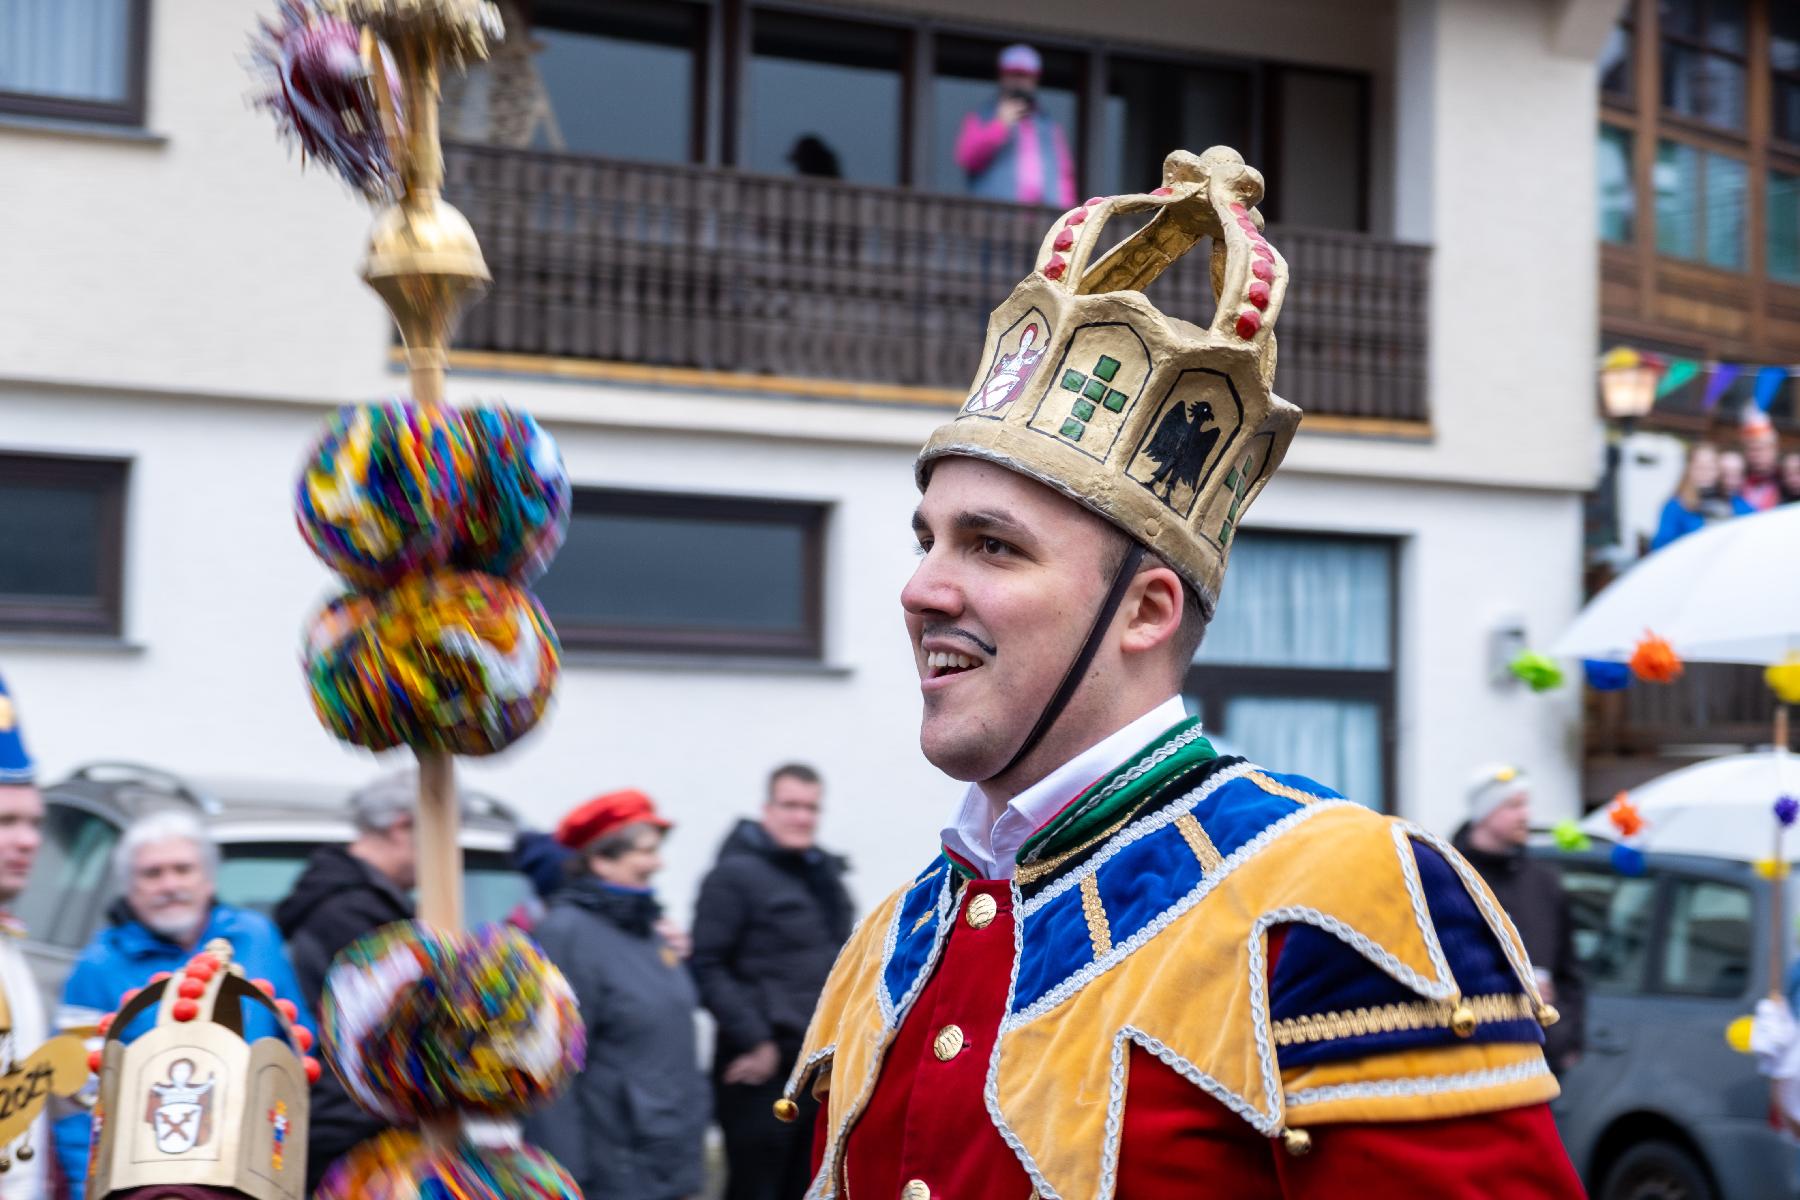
[939,717,1216,882]
[1020,716,1214,863]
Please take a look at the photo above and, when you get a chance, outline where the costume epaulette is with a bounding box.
[788,752,1559,1200]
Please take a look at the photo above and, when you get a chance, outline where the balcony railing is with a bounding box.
[443,144,1431,421]
[1588,662,1775,756]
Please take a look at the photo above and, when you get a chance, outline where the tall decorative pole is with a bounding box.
[256,4,584,1194]
[340,0,499,928]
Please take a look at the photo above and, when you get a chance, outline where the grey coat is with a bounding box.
[524,878,710,1200]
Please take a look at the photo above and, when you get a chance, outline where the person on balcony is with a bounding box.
[1651,441,1750,550]
[954,44,1076,209]
[1740,411,1784,511]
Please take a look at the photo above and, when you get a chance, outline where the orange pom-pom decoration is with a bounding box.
[1629,632,1683,683]
[1608,793,1646,838]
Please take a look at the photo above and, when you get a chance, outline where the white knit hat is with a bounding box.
[1467,764,1528,825]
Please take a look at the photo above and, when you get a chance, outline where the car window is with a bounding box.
[1661,878,1752,998]
[17,804,121,949]
[1562,866,1656,995]
[216,843,531,927]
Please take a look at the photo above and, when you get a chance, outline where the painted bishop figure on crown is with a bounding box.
[778,148,1585,1199]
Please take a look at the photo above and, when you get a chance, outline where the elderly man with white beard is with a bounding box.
[54,810,312,1200]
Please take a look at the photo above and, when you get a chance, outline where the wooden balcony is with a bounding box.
[442,144,1431,422]
[1583,662,1777,807]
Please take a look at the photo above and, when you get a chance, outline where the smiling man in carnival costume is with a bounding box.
[778,148,1585,1199]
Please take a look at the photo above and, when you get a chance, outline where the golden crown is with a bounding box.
[87,940,311,1200]
[917,146,1301,615]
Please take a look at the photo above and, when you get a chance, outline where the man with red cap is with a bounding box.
[524,790,709,1200]
[779,148,1582,1198]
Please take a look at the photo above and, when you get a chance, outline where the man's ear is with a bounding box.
[1118,565,1184,657]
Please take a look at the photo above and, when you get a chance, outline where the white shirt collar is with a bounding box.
[940,695,1192,880]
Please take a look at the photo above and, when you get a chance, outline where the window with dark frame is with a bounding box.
[1654,137,1748,268]
[534,487,827,657]
[1659,0,1749,133]
[1601,15,1635,103]
[931,35,1081,198]
[747,11,907,185]
[1599,122,1636,243]
[1775,0,1800,145]
[0,0,149,127]
[0,453,128,637]
[1181,532,1397,810]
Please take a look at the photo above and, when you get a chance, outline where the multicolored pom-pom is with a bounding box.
[296,401,473,590]
[453,407,571,582]
[316,1130,580,1200]
[304,569,559,755]
[1508,651,1564,693]
[1628,632,1683,684]
[1551,819,1591,853]
[252,1,403,200]
[1583,659,1633,692]
[322,922,584,1123]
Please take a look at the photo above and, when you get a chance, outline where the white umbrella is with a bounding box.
[1551,503,1800,666]
[1580,750,1800,860]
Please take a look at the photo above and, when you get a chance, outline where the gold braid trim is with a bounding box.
[1014,808,1138,887]
[1271,993,1538,1047]
[1247,771,1327,805]
[910,910,934,935]
[1079,873,1113,958]
[1173,813,1225,872]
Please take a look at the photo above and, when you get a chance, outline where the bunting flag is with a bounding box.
[1755,364,1788,412]
[1655,357,1701,397]
[1604,347,1799,416]
[1701,362,1742,409]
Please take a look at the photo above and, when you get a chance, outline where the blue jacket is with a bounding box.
[1650,493,1752,550]
[54,902,313,1200]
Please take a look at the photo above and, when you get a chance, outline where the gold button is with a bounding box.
[966,893,998,929]
[772,1097,798,1123]
[932,1024,965,1061]
[902,1181,931,1200]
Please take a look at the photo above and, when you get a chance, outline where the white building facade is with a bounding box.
[0,0,1617,918]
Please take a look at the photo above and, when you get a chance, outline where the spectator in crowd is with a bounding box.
[786,134,842,180]
[55,810,310,1200]
[524,790,708,1200]
[508,825,578,933]
[954,43,1076,209]
[1451,766,1584,1073]
[693,764,852,1200]
[1741,414,1783,511]
[1651,440,1751,549]
[0,675,49,1197]
[1780,450,1800,505]
[275,770,418,1191]
[1719,447,1748,502]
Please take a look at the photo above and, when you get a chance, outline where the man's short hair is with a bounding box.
[114,809,217,892]
[768,763,821,796]
[348,770,417,835]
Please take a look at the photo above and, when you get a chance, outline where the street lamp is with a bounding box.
[1595,347,1665,563]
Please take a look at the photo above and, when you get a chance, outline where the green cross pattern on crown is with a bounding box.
[1056,354,1129,441]
[1218,462,1253,544]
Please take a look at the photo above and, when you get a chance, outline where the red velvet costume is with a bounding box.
[827,880,1583,1199]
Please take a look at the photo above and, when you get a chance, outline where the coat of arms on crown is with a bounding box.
[86,939,313,1200]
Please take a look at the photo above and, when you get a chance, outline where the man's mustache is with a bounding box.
[923,624,997,657]
[147,889,201,909]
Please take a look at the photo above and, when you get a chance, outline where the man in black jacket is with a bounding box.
[274,771,417,1190]
[1451,764,1586,1072]
[693,763,853,1200]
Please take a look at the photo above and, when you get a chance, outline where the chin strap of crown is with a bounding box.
[1034,147,1288,392]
